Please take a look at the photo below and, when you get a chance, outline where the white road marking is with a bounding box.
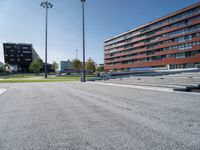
[87,82,173,92]
[0,89,7,95]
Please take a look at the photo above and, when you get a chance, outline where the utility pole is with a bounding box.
[81,0,86,82]
[76,49,78,59]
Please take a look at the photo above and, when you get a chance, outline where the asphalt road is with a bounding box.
[0,82,199,150]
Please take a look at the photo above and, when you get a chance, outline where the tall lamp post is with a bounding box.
[40,0,53,79]
[81,0,86,82]
[76,49,78,59]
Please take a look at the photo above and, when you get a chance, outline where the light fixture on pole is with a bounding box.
[76,49,78,59]
[81,0,86,82]
[40,0,53,79]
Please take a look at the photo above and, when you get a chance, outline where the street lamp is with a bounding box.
[40,0,53,79]
[81,0,86,82]
[76,49,78,59]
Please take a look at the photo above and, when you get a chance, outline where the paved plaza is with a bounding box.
[0,82,200,150]
[97,72,200,91]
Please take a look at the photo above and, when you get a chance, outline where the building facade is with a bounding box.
[3,43,40,72]
[104,2,200,71]
[59,60,73,72]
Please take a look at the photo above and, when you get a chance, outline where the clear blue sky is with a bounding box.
[0,0,199,64]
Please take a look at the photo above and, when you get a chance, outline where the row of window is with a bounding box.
[6,49,32,53]
[23,51,31,54]
[105,23,200,53]
[110,17,200,49]
[5,46,11,49]
[9,59,31,62]
[105,41,200,62]
[4,45,31,49]
[168,7,200,23]
[105,7,200,46]
[106,50,200,66]
[5,54,25,57]
[146,34,196,49]
[174,34,192,42]
[162,24,200,37]
[140,7,200,33]
[170,63,200,69]
[22,47,29,50]
[145,15,200,38]
[144,24,200,44]
[105,32,200,57]
[163,41,200,51]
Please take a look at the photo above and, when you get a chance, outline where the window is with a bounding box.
[163,41,200,51]
[23,47,29,50]
[168,7,200,23]
[163,24,200,38]
[23,51,31,54]
[174,35,192,42]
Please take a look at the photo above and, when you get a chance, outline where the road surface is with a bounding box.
[0,82,199,150]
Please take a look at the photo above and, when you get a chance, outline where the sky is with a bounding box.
[0,0,199,64]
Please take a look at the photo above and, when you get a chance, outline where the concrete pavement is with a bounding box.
[0,82,199,150]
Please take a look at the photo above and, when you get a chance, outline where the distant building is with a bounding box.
[104,2,200,71]
[95,63,104,69]
[3,43,40,72]
[59,60,73,72]
[0,62,3,68]
[95,63,104,73]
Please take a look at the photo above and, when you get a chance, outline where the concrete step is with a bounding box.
[101,81,186,89]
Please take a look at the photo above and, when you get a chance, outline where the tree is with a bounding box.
[51,61,58,72]
[0,65,4,72]
[97,65,104,72]
[29,59,43,75]
[3,63,10,72]
[72,59,81,73]
[86,57,95,74]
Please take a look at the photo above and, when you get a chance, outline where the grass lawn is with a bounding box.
[0,75,96,83]
[0,74,33,79]
[0,79,77,83]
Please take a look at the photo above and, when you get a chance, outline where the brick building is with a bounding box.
[104,2,200,71]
